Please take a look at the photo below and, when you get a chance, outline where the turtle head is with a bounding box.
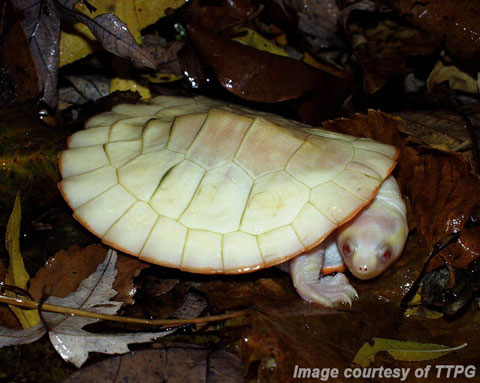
[335,189,408,280]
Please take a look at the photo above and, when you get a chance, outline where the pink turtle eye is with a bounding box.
[381,248,392,263]
[342,242,352,257]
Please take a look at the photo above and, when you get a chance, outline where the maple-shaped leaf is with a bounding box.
[0,250,172,367]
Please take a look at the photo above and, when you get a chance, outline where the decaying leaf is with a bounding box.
[393,109,471,153]
[353,338,467,367]
[58,0,157,71]
[64,347,243,383]
[8,0,157,110]
[14,0,61,110]
[4,194,40,329]
[59,75,110,105]
[385,0,480,68]
[59,0,186,67]
[170,291,207,320]
[353,19,434,94]
[427,61,479,95]
[0,250,169,367]
[29,244,149,306]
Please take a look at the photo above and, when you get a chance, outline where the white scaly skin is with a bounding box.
[290,176,408,307]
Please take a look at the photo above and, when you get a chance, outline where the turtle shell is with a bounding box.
[58,96,398,274]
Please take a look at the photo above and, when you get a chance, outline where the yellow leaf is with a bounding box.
[110,77,151,99]
[60,25,97,67]
[135,0,187,30]
[4,193,40,328]
[143,73,183,83]
[427,60,479,94]
[61,0,188,67]
[60,0,115,67]
[115,0,142,44]
[353,338,467,367]
[232,28,290,58]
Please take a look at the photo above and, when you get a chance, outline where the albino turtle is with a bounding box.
[58,95,408,307]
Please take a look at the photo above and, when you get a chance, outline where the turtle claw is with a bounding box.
[289,246,358,307]
[294,273,358,308]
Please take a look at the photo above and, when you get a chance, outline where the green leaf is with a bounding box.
[4,193,41,328]
[353,337,467,367]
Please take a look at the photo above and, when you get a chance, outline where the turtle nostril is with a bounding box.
[358,265,368,271]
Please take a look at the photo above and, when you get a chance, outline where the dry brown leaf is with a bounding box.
[393,109,471,152]
[29,244,149,305]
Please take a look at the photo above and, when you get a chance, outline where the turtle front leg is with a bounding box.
[289,239,358,307]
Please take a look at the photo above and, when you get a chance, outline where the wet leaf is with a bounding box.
[385,0,480,68]
[186,23,351,120]
[4,194,40,328]
[114,0,142,44]
[8,0,157,110]
[232,28,290,57]
[0,250,170,367]
[29,244,149,306]
[198,0,259,34]
[135,0,186,30]
[59,0,186,67]
[353,338,467,367]
[58,0,157,71]
[63,347,242,383]
[14,0,61,110]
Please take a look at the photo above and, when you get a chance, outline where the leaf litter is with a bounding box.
[7,0,158,111]
[2,2,480,380]
[0,249,172,367]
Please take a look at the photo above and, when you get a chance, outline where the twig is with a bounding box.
[0,295,249,326]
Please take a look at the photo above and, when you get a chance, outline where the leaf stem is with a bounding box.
[0,294,249,326]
